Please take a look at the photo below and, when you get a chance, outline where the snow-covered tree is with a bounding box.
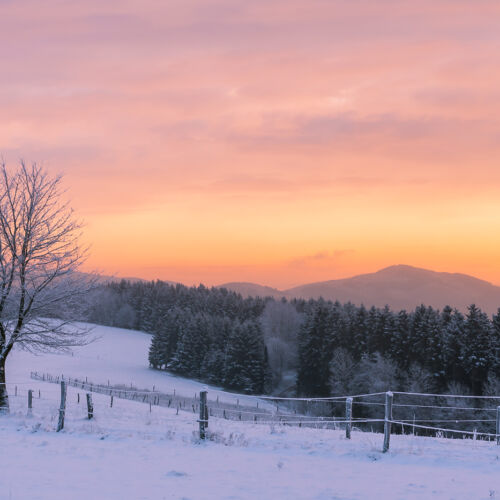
[0,162,94,413]
[296,301,332,396]
[224,320,267,394]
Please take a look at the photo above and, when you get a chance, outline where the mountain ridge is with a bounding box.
[218,265,500,315]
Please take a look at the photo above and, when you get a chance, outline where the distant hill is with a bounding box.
[220,265,500,315]
[216,282,286,299]
[81,273,179,286]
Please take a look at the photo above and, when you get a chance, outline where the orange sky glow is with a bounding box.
[2,1,500,288]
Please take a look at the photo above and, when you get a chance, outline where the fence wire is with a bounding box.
[2,372,500,447]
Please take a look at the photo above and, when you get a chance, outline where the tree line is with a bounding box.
[85,280,500,398]
[298,300,500,398]
[87,280,271,394]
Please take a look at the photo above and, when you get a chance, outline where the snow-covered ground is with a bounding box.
[1,323,500,500]
[7,324,258,406]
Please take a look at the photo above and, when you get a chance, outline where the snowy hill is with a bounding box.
[6,324,256,406]
[2,323,500,499]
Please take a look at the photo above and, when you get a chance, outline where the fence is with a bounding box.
[254,389,500,451]
[3,373,500,452]
[29,372,391,429]
[30,371,279,422]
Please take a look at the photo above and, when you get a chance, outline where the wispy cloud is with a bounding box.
[2,0,500,285]
[288,250,356,268]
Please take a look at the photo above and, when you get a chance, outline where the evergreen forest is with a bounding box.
[85,280,500,398]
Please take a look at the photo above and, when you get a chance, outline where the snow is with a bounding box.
[6,323,258,407]
[1,323,500,499]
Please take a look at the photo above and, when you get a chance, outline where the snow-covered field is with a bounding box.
[7,324,258,406]
[1,324,500,500]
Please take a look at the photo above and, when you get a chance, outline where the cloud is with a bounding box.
[288,249,355,268]
[2,0,500,288]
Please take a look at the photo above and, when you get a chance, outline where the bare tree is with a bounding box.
[0,161,95,413]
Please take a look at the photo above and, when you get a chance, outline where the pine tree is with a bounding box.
[157,307,185,368]
[462,304,494,393]
[148,331,164,369]
[410,305,429,365]
[296,302,332,396]
[379,305,396,356]
[390,309,411,368]
[440,307,466,385]
[351,304,369,360]
[366,306,380,356]
[169,312,206,376]
[423,307,445,390]
[491,308,500,378]
[224,320,266,394]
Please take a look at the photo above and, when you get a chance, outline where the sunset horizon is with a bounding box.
[3,0,500,290]
[2,2,500,496]
[101,262,500,291]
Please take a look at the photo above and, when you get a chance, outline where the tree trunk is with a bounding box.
[0,358,9,414]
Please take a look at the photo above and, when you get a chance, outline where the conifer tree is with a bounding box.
[351,304,369,360]
[148,331,164,369]
[224,320,266,393]
[492,308,500,377]
[296,302,332,396]
[390,310,411,368]
[462,304,493,393]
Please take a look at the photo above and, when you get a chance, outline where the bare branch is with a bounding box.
[0,162,96,365]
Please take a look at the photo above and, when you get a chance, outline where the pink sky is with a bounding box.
[2,1,500,288]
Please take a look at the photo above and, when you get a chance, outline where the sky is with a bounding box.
[1,0,500,288]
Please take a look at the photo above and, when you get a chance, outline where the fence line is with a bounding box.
[389,418,496,423]
[392,403,498,411]
[391,420,499,438]
[393,391,500,400]
[255,391,387,402]
[5,375,500,451]
[0,382,40,385]
[247,418,385,426]
[30,372,281,422]
[30,373,162,396]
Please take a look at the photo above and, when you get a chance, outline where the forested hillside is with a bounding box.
[85,280,500,397]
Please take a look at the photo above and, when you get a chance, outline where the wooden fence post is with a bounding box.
[496,406,500,445]
[383,391,393,453]
[57,381,67,432]
[199,390,208,439]
[110,395,114,408]
[86,393,93,419]
[345,397,353,439]
[28,390,33,415]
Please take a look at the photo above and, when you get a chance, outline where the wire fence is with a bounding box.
[251,389,500,444]
[2,373,500,451]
